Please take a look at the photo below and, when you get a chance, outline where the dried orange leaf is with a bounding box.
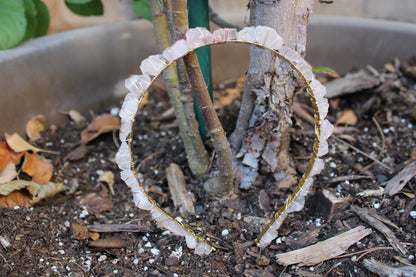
[71,223,100,241]
[60,110,86,123]
[0,141,24,172]
[0,190,32,208]
[22,153,53,185]
[335,110,357,126]
[98,171,115,196]
[218,88,242,106]
[0,180,66,208]
[26,115,45,142]
[4,133,59,154]
[81,114,120,143]
[0,162,18,184]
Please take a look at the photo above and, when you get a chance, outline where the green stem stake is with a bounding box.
[187,0,212,141]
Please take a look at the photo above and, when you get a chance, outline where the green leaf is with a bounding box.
[0,0,27,49]
[33,0,50,37]
[132,0,152,22]
[22,0,38,41]
[64,0,103,16]
[312,66,339,77]
[312,66,337,73]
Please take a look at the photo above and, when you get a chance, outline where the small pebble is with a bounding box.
[110,107,120,116]
[150,248,160,255]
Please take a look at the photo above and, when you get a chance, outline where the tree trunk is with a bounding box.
[230,0,314,189]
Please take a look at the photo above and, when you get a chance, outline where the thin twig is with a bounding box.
[208,6,242,30]
[334,246,392,260]
[323,262,342,277]
[362,117,386,171]
[135,152,161,172]
[352,205,407,255]
[327,175,374,183]
[331,135,393,171]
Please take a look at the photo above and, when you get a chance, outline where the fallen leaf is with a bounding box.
[0,162,18,184]
[0,141,24,172]
[22,153,53,185]
[60,110,86,123]
[76,193,113,214]
[64,144,88,161]
[335,110,357,126]
[26,115,45,142]
[218,88,242,106]
[71,223,99,241]
[0,180,66,208]
[98,171,115,196]
[4,133,59,154]
[312,66,340,78]
[81,114,120,143]
[0,190,32,208]
[88,238,127,248]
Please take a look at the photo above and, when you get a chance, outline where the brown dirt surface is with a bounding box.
[1,58,416,277]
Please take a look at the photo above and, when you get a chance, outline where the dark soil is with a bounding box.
[1,59,416,277]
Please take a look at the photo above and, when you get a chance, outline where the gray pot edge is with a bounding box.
[1,15,415,134]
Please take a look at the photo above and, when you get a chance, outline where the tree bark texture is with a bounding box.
[230,0,314,189]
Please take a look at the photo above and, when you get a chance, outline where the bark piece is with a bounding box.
[400,63,416,81]
[325,69,380,98]
[383,160,416,196]
[0,236,11,250]
[351,205,407,255]
[166,163,195,216]
[363,258,416,277]
[275,226,371,266]
[88,224,153,233]
[309,189,351,221]
[283,228,320,249]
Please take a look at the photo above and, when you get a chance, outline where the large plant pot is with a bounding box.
[1,16,416,135]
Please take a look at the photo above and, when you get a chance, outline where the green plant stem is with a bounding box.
[169,0,210,177]
[187,0,212,142]
[183,53,233,197]
[150,0,209,178]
